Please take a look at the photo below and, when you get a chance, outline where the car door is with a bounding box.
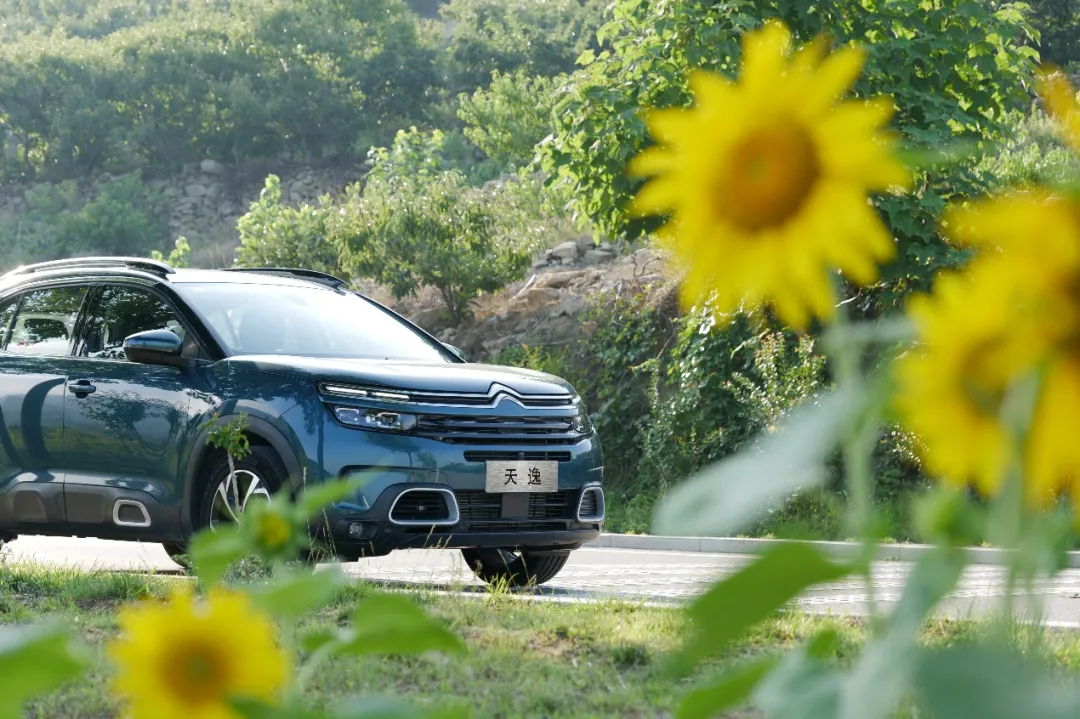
[62,282,200,531]
[0,284,91,531]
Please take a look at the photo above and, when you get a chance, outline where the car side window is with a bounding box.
[6,286,88,356]
[84,286,188,361]
[0,296,18,349]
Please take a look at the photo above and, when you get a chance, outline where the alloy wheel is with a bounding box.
[209,469,272,529]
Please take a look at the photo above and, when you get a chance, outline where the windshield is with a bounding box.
[178,282,452,362]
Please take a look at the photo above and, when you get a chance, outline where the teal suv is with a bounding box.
[0,258,604,586]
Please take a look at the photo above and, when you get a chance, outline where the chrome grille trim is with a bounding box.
[319,381,575,408]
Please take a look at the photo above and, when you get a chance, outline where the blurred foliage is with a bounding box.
[439,0,606,94]
[0,0,436,178]
[0,172,161,270]
[1028,0,1080,67]
[541,0,1040,306]
[978,109,1080,189]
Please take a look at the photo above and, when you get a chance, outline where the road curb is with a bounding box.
[588,533,1080,567]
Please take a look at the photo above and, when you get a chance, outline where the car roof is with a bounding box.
[0,259,347,293]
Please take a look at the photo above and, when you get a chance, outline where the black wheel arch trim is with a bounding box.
[180,413,304,535]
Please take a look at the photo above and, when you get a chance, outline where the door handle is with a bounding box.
[67,380,97,395]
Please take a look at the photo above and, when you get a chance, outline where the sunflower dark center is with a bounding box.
[165,642,228,702]
[715,122,820,232]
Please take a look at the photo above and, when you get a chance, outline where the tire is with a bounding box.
[162,541,190,566]
[461,548,571,587]
[194,445,287,531]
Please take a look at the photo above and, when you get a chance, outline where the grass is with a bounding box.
[9,560,1080,717]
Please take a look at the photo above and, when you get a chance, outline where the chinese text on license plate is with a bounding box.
[485,461,558,493]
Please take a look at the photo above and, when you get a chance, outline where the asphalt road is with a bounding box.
[6,536,1080,626]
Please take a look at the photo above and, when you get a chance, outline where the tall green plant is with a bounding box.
[542,0,1039,302]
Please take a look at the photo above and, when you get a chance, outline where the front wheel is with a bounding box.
[461,548,570,587]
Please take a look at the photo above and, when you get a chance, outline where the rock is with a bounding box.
[185,183,207,197]
[550,241,579,261]
[582,249,615,265]
[560,257,577,266]
[534,270,588,290]
[163,186,179,197]
[481,336,519,355]
[510,274,538,300]
[408,306,453,332]
[531,259,550,270]
[218,201,236,216]
[574,235,595,252]
[552,296,586,318]
[201,159,225,174]
[598,240,615,251]
[509,287,561,313]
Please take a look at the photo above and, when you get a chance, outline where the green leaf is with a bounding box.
[336,594,466,657]
[0,624,86,719]
[249,567,348,619]
[671,544,849,674]
[838,548,965,719]
[232,698,325,719]
[915,644,1080,718]
[189,526,250,587]
[753,631,843,719]
[298,476,368,518]
[332,697,470,719]
[300,628,339,654]
[677,656,779,719]
[653,389,862,537]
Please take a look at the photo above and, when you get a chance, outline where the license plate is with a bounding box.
[484,460,558,493]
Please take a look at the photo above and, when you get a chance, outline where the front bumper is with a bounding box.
[312,481,604,558]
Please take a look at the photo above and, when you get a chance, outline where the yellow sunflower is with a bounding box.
[109,588,290,719]
[896,192,1080,509]
[629,20,909,328]
[1038,67,1080,156]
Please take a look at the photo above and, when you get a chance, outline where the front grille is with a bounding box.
[414,415,582,444]
[390,490,452,523]
[455,490,573,521]
[468,521,568,532]
[463,450,572,463]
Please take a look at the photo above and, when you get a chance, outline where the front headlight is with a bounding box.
[332,406,418,432]
[571,406,593,435]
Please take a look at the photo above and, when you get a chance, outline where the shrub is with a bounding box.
[235,175,343,277]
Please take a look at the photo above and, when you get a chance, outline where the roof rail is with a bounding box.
[223,267,349,290]
[0,256,175,282]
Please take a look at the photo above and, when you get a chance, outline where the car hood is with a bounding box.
[225,355,575,396]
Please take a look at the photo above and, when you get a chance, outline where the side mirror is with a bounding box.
[123,329,186,368]
[443,343,467,362]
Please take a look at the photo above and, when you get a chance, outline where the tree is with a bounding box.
[457,70,558,172]
[440,0,606,93]
[235,175,345,277]
[541,0,1040,308]
[329,130,531,322]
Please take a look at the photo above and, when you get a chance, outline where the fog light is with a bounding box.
[347,522,364,538]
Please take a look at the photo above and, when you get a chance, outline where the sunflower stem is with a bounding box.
[826,297,879,619]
